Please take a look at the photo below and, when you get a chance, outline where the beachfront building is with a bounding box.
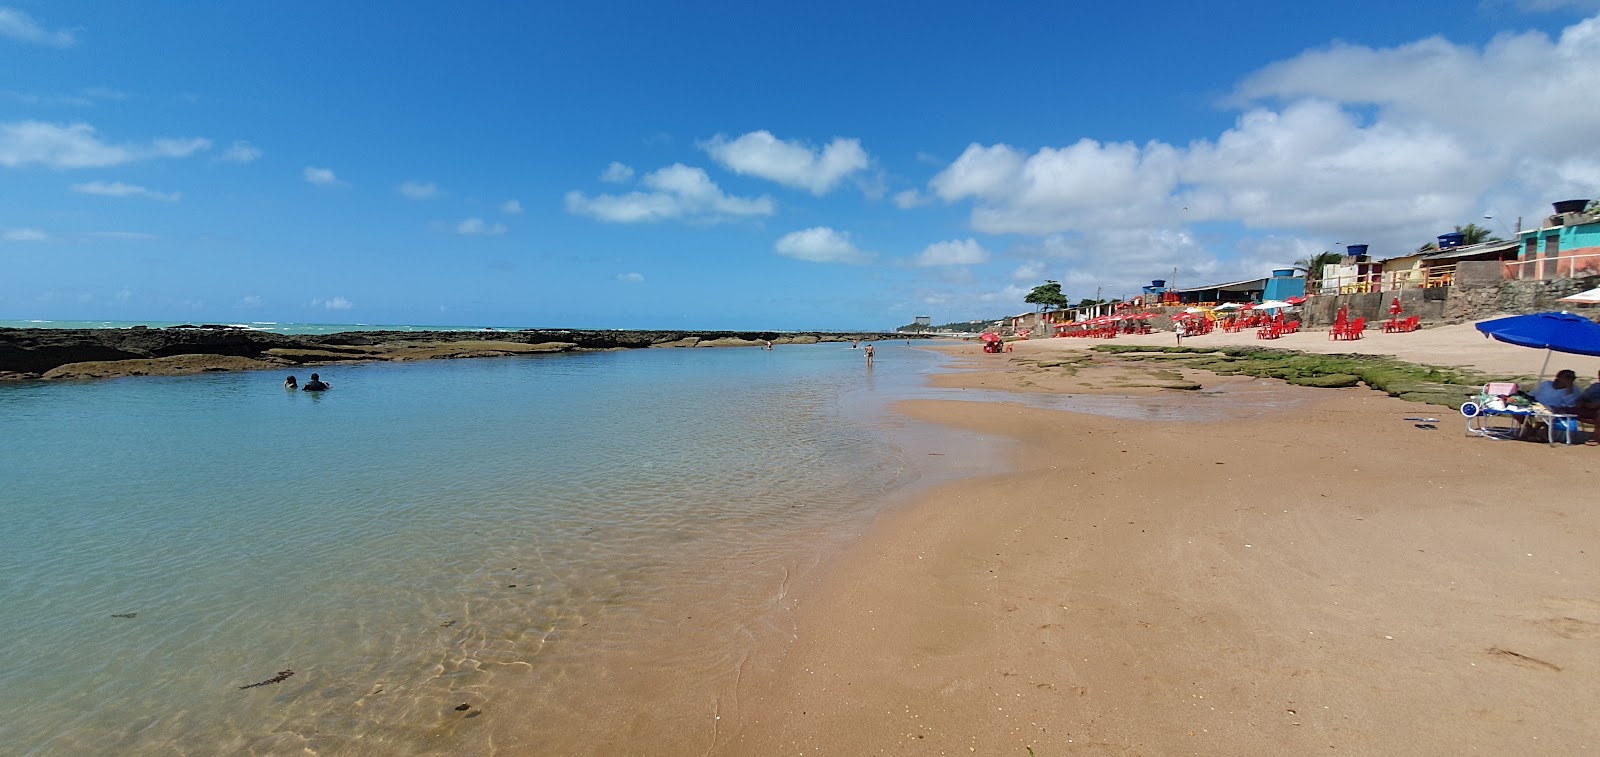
[1414,237,1520,288]
[1261,268,1306,301]
[1169,277,1268,305]
[1511,199,1600,280]
[1319,245,1382,294]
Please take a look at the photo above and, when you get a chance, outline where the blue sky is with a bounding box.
[3,1,1599,329]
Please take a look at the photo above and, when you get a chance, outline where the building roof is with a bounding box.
[1169,277,1268,294]
[1420,239,1519,262]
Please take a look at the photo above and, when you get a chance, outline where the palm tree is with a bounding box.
[1293,251,1343,292]
[1454,223,1500,245]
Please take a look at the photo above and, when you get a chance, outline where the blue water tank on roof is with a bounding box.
[1346,244,1368,257]
[1438,232,1466,249]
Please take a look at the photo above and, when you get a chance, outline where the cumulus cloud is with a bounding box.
[71,180,180,202]
[216,140,261,164]
[3,227,48,242]
[701,131,870,194]
[600,161,634,183]
[0,121,210,168]
[774,227,873,264]
[893,189,929,209]
[455,217,507,236]
[311,296,353,310]
[303,166,344,186]
[0,7,75,47]
[499,198,522,215]
[915,238,990,267]
[927,14,1600,258]
[1011,260,1047,282]
[398,180,438,199]
[565,163,774,224]
[616,272,646,282]
[930,139,1181,235]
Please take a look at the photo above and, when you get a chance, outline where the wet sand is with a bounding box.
[722,341,1600,755]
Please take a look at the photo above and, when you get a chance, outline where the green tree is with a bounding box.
[1293,251,1343,291]
[1454,223,1500,245]
[1024,280,1070,312]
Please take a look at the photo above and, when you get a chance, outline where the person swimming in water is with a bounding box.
[284,375,298,389]
[301,373,330,391]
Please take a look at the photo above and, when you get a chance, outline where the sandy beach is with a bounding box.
[722,329,1599,755]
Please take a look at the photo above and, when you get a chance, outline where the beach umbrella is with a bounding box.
[1557,287,1600,305]
[1256,300,1291,310]
[1475,311,1600,377]
[1390,297,1404,315]
[979,332,1001,342]
[1213,303,1243,311]
[1285,295,1308,305]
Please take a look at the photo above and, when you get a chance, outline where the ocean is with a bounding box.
[0,341,1005,754]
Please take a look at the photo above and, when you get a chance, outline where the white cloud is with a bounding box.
[774,227,873,264]
[311,296,353,310]
[701,131,870,194]
[616,272,646,282]
[303,166,344,186]
[925,14,1600,261]
[0,121,210,168]
[456,217,507,236]
[3,227,48,242]
[1011,260,1047,282]
[600,161,634,183]
[89,231,158,240]
[930,139,1181,235]
[893,189,928,209]
[0,7,75,47]
[216,140,261,164]
[71,180,180,202]
[565,163,774,224]
[239,295,263,307]
[915,238,990,267]
[499,198,522,215]
[398,180,438,199]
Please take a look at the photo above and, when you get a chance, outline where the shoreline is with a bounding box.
[718,339,1600,754]
[0,326,921,381]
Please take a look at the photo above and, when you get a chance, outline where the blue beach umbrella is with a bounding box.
[1475,311,1600,376]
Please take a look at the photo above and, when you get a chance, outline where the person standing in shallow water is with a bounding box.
[864,343,875,365]
[301,373,330,391]
[283,375,297,389]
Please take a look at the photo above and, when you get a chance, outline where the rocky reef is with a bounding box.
[0,326,919,380]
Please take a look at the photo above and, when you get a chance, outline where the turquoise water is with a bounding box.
[0,343,996,755]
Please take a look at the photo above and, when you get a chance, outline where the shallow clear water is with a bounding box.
[0,343,990,755]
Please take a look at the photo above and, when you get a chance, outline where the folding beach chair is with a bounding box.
[1459,382,1578,443]
[1460,382,1527,440]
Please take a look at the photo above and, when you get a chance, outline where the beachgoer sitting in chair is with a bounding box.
[1520,369,1579,440]
[1531,370,1580,414]
[1579,370,1600,445]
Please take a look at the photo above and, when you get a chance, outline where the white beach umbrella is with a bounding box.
[1255,300,1292,310]
[1184,307,1206,314]
[1557,287,1600,305]
[1212,303,1243,311]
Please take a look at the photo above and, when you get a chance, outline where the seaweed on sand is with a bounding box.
[1090,345,1518,409]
